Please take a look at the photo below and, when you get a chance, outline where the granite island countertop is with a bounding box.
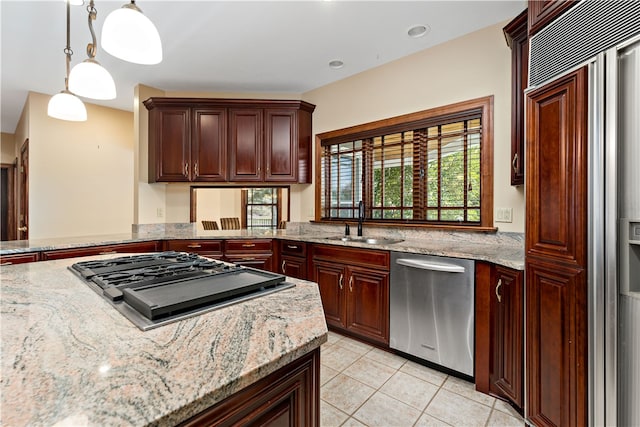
[0,255,328,426]
[0,225,525,270]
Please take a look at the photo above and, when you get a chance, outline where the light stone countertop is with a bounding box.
[0,224,525,270]
[0,255,328,426]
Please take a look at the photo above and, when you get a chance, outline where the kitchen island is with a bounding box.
[0,255,328,426]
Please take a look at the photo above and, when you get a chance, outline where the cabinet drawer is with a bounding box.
[167,240,223,255]
[280,240,307,257]
[0,252,40,265]
[225,239,272,253]
[312,244,389,271]
[42,241,159,260]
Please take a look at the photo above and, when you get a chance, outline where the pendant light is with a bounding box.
[69,0,116,100]
[48,0,87,122]
[101,1,162,65]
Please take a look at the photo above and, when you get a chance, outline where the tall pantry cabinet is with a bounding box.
[525,66,589,427]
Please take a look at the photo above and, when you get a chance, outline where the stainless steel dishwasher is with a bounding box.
[389,252,474,377]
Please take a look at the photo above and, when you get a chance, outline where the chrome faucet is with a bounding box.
[357,200,365,236]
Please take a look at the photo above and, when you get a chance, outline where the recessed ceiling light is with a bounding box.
[407,25,429,38]
[329,60,344,69]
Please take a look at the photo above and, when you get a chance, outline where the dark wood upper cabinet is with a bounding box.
[144,98,315,184]
[148,107,191,182]
[528,0,578,36]
[525,66,588,427]
[192,108,227,182]
[229,109,263,181]
[504,9,528,186]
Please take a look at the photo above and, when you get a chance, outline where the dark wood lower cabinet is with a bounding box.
[179,347,320,427]
[526,259,587,427]
[490,265,523,409]
[475,262,524,411]
[41,241,160,260]
[311,245,389,346]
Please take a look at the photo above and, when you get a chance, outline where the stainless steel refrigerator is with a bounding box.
[528,2,640,425]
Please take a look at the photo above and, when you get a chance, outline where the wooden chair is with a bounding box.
[220,217,241,230]
[201,220,219,230]
[277,220,287,229]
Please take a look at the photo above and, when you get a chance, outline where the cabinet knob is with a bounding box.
[495,279,502,303]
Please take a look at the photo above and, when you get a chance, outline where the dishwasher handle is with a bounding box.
[395,258,466,273]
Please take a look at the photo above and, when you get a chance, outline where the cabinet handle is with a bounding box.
[194,162,199,177]
[99,251,118,255]
[17,226,27,232]
[242,257,255,261]
[281,260,286,273]
[495,279,502,303]
[339,274,344,290]
[242,243,256,248]
[512,153,518,173]
[187,244,202,249]
[184,163,189,176]
[1,262,13,266]
[349,276,353,292]
[286,245,298,250]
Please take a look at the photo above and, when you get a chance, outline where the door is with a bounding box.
[229,109,263,181]
[312,260,347,329]
[346,266,389,345]
[490,266,523,408]
[18,140,28,240]
[265,109,296,182]
[1,162,16,241]
[192,108,227,182]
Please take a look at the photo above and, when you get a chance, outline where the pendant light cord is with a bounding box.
[64,0,73,91]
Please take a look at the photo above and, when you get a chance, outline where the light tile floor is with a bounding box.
[321,331,525,427]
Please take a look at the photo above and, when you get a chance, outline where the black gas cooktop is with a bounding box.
[70,251,293,330]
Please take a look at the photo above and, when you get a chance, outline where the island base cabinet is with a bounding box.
[179,348,320,427]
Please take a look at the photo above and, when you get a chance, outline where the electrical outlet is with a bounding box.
[496,207,513,223]
[156,208,164,218]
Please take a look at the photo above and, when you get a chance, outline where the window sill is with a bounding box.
[311,219,498,233]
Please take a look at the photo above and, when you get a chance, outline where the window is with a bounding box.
[242,188,281,229]
[317,97,493,229]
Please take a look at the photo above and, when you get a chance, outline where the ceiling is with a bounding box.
[0,1,526,134]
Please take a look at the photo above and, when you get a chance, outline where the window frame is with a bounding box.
[314,96,495,231]
[241,187,283,229]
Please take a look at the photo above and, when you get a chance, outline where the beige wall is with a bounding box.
[1,132,17,164]
[302,21,525,232]
[24,92,134,239]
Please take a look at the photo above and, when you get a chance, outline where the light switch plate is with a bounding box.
[496,207,513,223]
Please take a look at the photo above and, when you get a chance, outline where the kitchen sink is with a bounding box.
[324,236,404,245]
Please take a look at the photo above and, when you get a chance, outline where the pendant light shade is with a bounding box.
[48,90,88,121]
[69,58,116,100]
[101,2,162,65]
[49,0,87,122]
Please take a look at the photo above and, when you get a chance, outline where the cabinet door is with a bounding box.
[229,109,263,181]
[149,107,191,182]
[192,108,227,182]
[526,67,588,267]
[312,260,347,329]
[265,109,296,182]
[504,10,528,186]
[526,260,586,427]
[528,0,577,36]
[490,266,523,409]
[281,255,307,280]
[346,266,389,345]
